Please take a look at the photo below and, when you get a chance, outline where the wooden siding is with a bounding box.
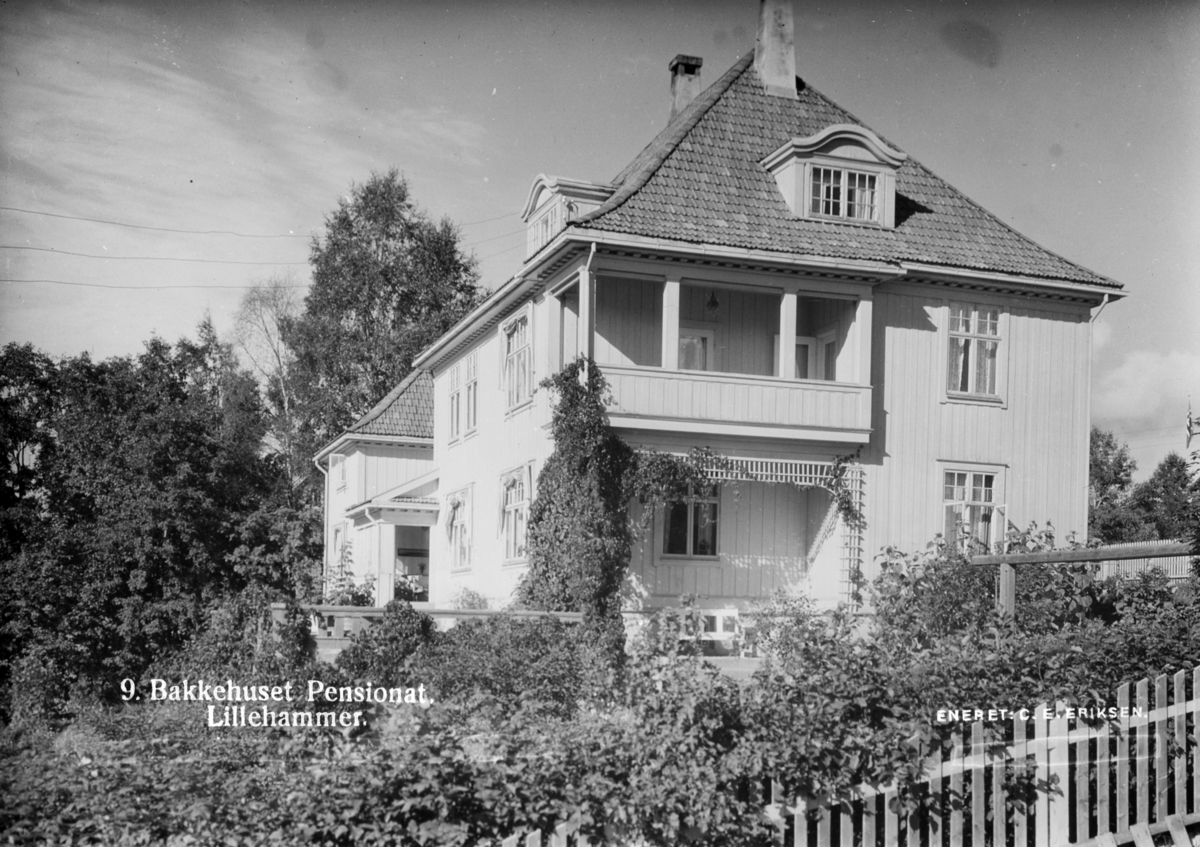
[603,364,871,433]
[359,445,433,501]
[680,284,779,376]
[595,276,662,367]
[626,483,836,604]
[431,294,558,608]
[862,285,1092,571]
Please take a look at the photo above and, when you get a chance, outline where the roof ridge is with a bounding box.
[574,53,754,226]
[349,368,428,433]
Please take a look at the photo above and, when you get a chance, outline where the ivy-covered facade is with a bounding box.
[315,0,1121,613]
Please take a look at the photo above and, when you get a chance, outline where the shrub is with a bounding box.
[409,615,582,719]
[335,600,436,687]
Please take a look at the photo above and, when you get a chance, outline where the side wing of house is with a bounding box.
[317,370,437,605]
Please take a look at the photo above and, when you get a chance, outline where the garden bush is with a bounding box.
[5,530,1198,845]
[410,614,583,719]
[335,600,436,687]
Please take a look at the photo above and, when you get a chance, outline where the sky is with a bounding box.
[1,0,1198,479]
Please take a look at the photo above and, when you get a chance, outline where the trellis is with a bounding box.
[693,455,866,603]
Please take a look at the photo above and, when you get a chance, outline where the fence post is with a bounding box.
[998,562,1016,616]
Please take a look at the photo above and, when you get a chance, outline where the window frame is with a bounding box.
[659,484,721,561]
[808,164,880,223]
[464,352,478,435]
[500,466,531,565]
[678,323,716,373]
[938,463,1006,553]
[772,334,824,380]
[502,311,533,413]
[448,364,462,442]
[447,488,473,573]
[330,454,347,490]
[941,299,1008,407]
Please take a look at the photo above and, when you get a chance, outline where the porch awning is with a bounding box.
[685,455,863,489]
[344,496,440,526]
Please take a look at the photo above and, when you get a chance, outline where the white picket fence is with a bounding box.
[499,667,1200,846]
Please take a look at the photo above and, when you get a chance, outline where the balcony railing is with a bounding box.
[602,365,871,442]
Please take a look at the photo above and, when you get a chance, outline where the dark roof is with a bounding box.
[346,369,433,439]
[576,55,1116,288]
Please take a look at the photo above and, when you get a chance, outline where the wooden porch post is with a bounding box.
[662,276,680,369]
[578,263,595,360]
[853,292,873,384]
[779,286,798,379]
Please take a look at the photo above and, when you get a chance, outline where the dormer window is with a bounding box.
[762,124,906,228]
[521,175,615,259]
[811,167,877,222]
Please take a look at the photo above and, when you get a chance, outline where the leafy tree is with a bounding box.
[1088,427,1152,543]
[232,271,304,501]
[0,324,285,715]
[1129,452,1196,541]
[0,343,58,560]
[284,169,482,473]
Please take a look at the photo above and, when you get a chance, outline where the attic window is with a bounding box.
[762,124,906,229]
[811,167,878,222]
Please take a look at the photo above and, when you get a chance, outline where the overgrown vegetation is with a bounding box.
[4,545,1197,844]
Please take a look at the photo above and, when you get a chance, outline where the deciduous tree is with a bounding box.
[284,170,482,473]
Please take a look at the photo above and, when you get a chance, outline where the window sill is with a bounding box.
[658,554,722,565]
[502,557,529,568]
[805,214,883,228]
[943,392,1005,408]
[505,399,534,418]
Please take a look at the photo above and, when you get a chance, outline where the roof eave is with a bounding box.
[314,432,434,465]
[898,262,1125,303]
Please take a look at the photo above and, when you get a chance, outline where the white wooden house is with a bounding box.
[314,0,1123,612]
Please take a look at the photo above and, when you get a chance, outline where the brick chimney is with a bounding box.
[754,0,797,99]
[669,54,703,121]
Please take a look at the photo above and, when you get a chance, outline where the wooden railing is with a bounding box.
[972,541,1195,616]
[602,364,871,441]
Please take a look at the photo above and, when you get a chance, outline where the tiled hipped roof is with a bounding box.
[576,55,1116,288]
[346,369,434,439]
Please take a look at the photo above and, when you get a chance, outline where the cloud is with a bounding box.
[940,20,1002,69]
[1093,349,1200,424]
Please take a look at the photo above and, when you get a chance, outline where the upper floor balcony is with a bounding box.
[547,264,874,443]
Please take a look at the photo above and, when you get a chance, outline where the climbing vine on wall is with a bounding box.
[519,358,865,627]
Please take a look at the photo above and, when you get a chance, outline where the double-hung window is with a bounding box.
[501,471,529,562]
[448,490,471,571]
[811,166,878,222]
[947,302,1000,397]
[448,365,461,441]
[943,471,996,550]
[330,454,347,490]
[464,352,478,434]
[504,316,531,409]
[663,485,720,558]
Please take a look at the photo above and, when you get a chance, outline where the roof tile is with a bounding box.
[347,370,433,439]
[577,56,1116,287]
